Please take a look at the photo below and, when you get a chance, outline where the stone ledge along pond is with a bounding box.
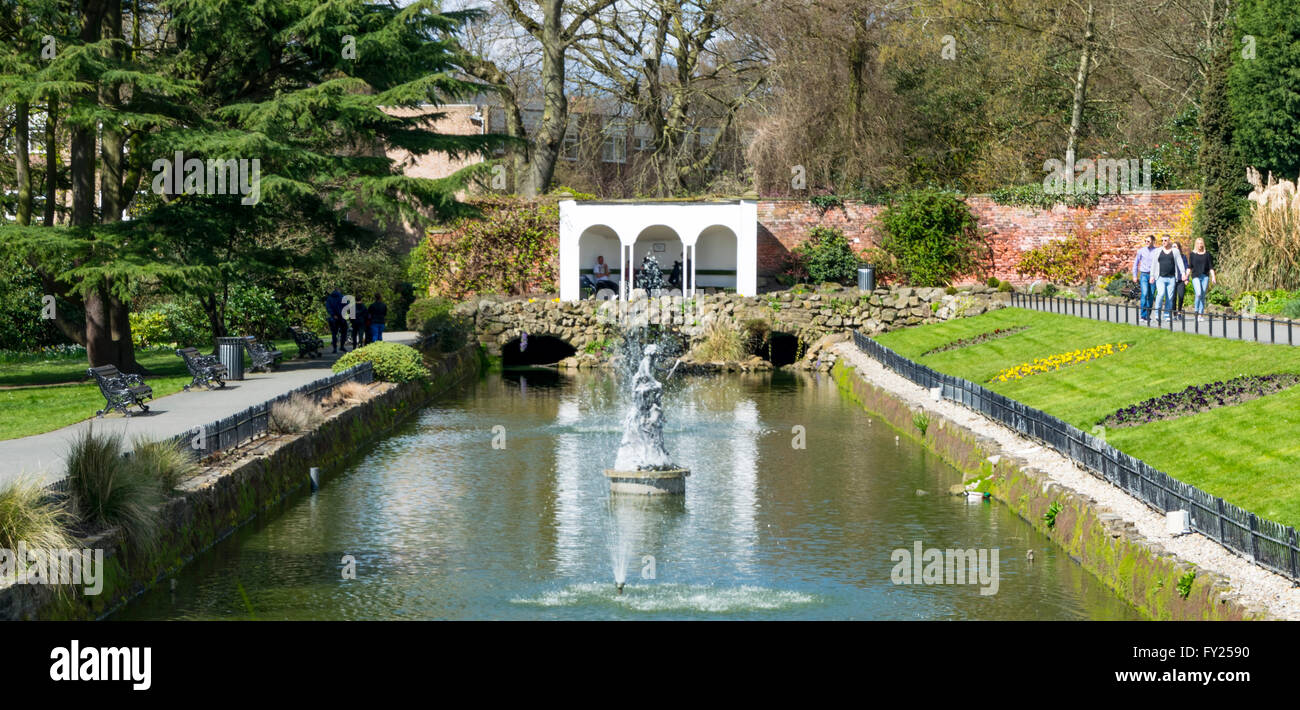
[114,369,1142,620]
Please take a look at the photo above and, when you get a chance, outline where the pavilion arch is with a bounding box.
[630,225,684,291]
[577,225,620,295]
[693,225,738,291]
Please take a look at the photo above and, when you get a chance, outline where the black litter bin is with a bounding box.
[857,265,875,292]
[216,337,246,381]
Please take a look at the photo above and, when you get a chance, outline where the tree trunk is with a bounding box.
[523,0,567,198]
[1065,2,1096,172]
[43,97,57,227]
[15,101,32,226]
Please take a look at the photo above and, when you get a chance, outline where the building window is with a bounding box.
[601,121,627,164]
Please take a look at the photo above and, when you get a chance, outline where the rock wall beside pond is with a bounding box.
[464,284,1010,369]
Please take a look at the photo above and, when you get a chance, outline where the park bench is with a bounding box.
[176,347,228,391]
[289,326,324,358]
[88,365,153,417]
[241,335,283,372]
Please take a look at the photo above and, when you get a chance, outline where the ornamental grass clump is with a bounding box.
[65,427,164,550]
[690,320,747,361]
[988,342,1130,383]
[0,476,75,568]
[269,392,326,434]
[130,436,201,491]
[1100,374,1300,428]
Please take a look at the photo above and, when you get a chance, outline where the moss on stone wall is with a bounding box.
[831,359,1267,621]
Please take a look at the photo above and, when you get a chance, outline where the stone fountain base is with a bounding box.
[604,468,690,495]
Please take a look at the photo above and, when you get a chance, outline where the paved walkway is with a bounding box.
[1011,294,1300,346]
[0,332,420,488]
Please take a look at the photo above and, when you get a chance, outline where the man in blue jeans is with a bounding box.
[368,294,387,342]
[1149,236,1187,324]
[1132,236,1159,323]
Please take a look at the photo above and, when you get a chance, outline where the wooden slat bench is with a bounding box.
[176,347,228,391]
[241,336,283,372]
[88,365,153,417]
[289,326,324,358]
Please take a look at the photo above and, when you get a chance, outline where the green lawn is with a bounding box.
[0,340,298,441]
[874,308,1300,527]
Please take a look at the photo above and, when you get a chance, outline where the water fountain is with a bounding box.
[604,343,690,495]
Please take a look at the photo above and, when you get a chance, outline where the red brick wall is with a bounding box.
[757,191,1199,283]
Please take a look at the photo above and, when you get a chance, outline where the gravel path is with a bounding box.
[834,341,1300,620]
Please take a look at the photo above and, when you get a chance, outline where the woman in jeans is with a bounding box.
[1172,241,1189,314]
[1188,238,1216,322]
[1149,236,1186,324]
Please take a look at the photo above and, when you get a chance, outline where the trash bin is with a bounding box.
[216,336,246,381]
[857,265,875,292]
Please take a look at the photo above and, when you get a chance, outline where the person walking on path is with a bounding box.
[351,298,370,349]
[1173,241,1190,314]
[1189,238,1217,322]
[1132,236,1160,323]
[325,286,347,353]
[368,294,388,342]
[1149,236,1187,324]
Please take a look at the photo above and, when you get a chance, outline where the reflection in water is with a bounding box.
[114,371,1143,620]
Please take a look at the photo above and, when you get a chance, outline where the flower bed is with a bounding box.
[1099,374,1300,428]
[988,342,1130,383]
[921,326,1029,356]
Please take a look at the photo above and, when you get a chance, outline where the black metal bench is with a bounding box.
[88,365,153,417]
[241,335,283,372]
[176,347,228,391]
[289,326,324,358]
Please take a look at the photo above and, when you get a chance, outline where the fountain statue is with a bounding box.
[605,343,689,495]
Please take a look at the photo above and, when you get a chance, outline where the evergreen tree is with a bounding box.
[1,0,509,368]
[1197,19,1245,256]
[1229,0,1300,181]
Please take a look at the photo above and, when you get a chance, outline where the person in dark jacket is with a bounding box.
[324,287,346,353]
[351,300,370,349]
[368,294,388,342]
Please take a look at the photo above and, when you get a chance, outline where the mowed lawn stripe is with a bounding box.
[875,308,1300,527]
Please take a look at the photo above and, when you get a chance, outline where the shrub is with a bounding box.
[989,183,1101,209]
[986,277,1000,288]
[333,342,430,382]
[795,226,860,285]
[65,428,164,550]
[130,437,201,491]
[877,189,986,286]
[945,285,958,295]
[997,280,1013,293]
[690,320,747,361]
[406,297,468,352]
[269,392,326,433]
[0,476,75,569]
[414,197,559,300]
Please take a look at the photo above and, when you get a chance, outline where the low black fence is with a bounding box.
[852,330,1300,583]
[1011,292,1300,347]
[164,361,375,458]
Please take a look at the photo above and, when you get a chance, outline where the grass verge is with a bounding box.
[875,308,1300,527]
